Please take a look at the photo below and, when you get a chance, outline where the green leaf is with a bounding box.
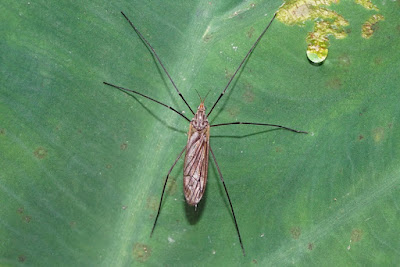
[1,0,399,265]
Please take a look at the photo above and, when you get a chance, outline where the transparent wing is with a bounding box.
[183,127,209,206]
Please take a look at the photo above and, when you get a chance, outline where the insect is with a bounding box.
[104,11,307,256]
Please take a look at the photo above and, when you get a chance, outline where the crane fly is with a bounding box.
[103,11,307,256]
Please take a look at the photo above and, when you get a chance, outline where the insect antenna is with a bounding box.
[207,13,277,117]
[194,89,212,104]
[203,89,212,103]
[194,89,203,103]
[120,11,195,115]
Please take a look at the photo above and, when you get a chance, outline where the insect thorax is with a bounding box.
[191,104,209,130]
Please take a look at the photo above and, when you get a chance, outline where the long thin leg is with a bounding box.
[210,122,308,134]
[103,82,190,122]
[207,13,277,117]
[120,11,195,115]
[209,146,245,256]
[151,146,187,237]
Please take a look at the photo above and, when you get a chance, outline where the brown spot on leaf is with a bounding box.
[203,33,212,43]
[18,255,26,262]
[351,229,363,242]
[372,127,384,142]
[338,54,351,67]
[252,259,258,264]
[243,86,255,103]
[34,147,47,159]
[17,207,24,214]
[374,57,383,65]
[24,215,32,223]
[247,27,255,38]
[227,106,240,118]
[167,179,177,195]
[133,243,151,262]
[290,226,301,239]
[361,14,384,39]
[224,68,233,80]
[308,243,314,250]
[0,128,5,135]
[358,135,364,140]
[146,197,158,211]
[120,143,128,150]
[325,77,342,90]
